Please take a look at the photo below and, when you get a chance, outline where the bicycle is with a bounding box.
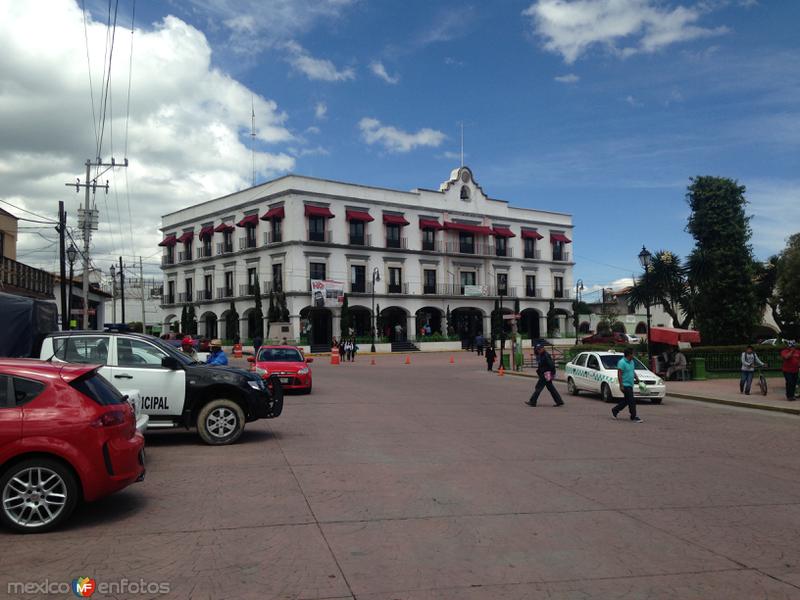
[756,367,768,396]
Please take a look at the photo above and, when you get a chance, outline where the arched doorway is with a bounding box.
[350,306,371,337]
[415,307,442,337]
[242,308,262,341]
[451,307,483,342]
[520,308,541,341]
[611,321,626,333]
[163,314,178,334]
[579,321,591,334]
[300,306,332,349]
[380,306,408,341]
[635,322,647,334]
[200,311,217,339]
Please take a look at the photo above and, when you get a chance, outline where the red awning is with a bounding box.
[158,234,177,247]
[550,232,572,243]
[443,221,493,235]
[648,327,701,346]
[261,206,285,221]
[346,209,374,222]
[176,231,194,243]
[419,218,444,230]
[214,222,235,233]
[237,214,259,228]
[521,229,543,240]
[304,205,335,218]
[492,226,516,238]
[383,214,409,226]
[198,226,215,240]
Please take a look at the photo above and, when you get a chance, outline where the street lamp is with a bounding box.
[66,244,78,330]
[574,278,584,344]
[638,245,653,361]
[370,267,381,353]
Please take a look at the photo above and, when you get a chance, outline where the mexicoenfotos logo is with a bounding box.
[72,577,97,598]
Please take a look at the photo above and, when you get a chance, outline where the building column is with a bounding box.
[540,315,548,339]
[407,315,416,341]
[332,310,342,341]
[483,315,492,339]
[289,314,301,342]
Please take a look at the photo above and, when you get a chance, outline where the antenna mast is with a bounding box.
[459,121,464,167]
[251,96,256,187]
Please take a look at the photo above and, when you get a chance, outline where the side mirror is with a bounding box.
[305,357,314,363]
[161,356,181,370]
[247,356,255,363]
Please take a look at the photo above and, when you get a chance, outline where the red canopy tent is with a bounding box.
[648,327,701,345]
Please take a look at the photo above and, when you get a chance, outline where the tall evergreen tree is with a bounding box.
[546,299,557,336]
[267,290,277,322]
[226,301,239,341]
[180,305,188,333]
[279,291,290,321]
[773,233,800,339]
[252,279,264,338]
[686,176,759,344]
[186,304,197,335]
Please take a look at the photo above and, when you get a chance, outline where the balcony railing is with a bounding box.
[263,231,283,245]
[423,283,437,295]
[349,234,372,247]
[163,294,176,305]
[421,240,440,252]
[349,281,371,294]
[387,282,408,294]
[386,237,407,250]
[553,289,571,299]
[216,287,234,300]
[525,287,542,298]
[239,284,256,297]
[307,229,332,243]
[264,280,279,294]
[0,257,55,298]
[524,249,542,260]
[494,246,514,258]
[198,289,213,301]
[425,284,518,297]
[216,242,234,255]
[444,242,495,256]
[552,251,571,262]
[178,250,192,262]
[178,292,193,303]
[238,236,258,250]
[161,254,175,267]
[196,245,213,259]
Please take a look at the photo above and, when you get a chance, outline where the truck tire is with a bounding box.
[197,399,246,445]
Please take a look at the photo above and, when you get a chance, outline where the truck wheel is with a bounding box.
[0,458,79,533]
[197,399,245,445]
[601,383,614,403]
[567,378,579,396]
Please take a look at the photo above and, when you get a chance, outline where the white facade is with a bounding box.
[159,167,575,347]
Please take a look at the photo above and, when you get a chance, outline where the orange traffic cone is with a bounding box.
[449,355,455,364]
[405,355,411,365]
[498,366,505,377]
[331,352,340,365]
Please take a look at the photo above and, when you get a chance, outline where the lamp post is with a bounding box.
[574,278,584,344]
[638,245,653,361]
[370,267,381,353]
[499,290,505,368]
[66,244,78,330]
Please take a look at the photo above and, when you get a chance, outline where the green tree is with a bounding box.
[686,176,759,344]
[186,304,197,335]
[572,300,591,336]
[628,250,695,328]
[252,279,264,338]
[226,301,239,341]
[340,294,352,336]
[180,305,188,333]
[773,233,800,339]
[546,299,557,337]
[491,299,502,338]
[267,291,277,323]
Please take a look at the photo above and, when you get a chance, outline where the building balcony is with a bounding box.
[196,245,213,259]
[178,250,192,263]
[494,247,514,258]
[216,287,234,300]
[426,284,517,298]
[349,234,372,247]
[198,289,213,301]
[216,242,234,255]
[552,251,571,262]
[163,295,176,306]
[349,281,371,294]
[525,287,542,298]
[239,283,260,297]
[0,256,54,298]
[161,255,175,267]
[178,292,193,303]
[444,241,495,256]
[524,249,542,260]
[263,231,282,245]
[553,289,571,299]
[307,229,332,243]
[238,236,258,251]
[385,237,407,250]
[387,282,408,294]
[264,280,279,294]
[421,240,440,252]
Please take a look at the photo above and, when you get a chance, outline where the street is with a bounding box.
[3,352,800,599]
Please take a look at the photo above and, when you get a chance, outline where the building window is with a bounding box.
[184,278,193,301]
[271,219,282,243]
[165,246,175,264]
[496,273,508,296]
[202,237,212,257]
[524,238,536,259]
[386,224,401,248]
[308,216,326,242]
[183,241,192,261]
[460,185,470,200]
[349,221,365,246]
[272,263,282,292]
[459,232,474,254]
[460,271,476,294]
[526,275,537,297]
[167,280,175,304]
[422,229,436,251]
[495,237,507,257]
[388,267,402,293]
[552,240,565,261]
[554,276,564,298]
[310,262,326,281]
[224,271,234,297]
[204,274,213,300]
[247,267,257,295]
[351,265,366,293]
[423,269,437,294]
[223,230,233,253]
[245,225,257,248]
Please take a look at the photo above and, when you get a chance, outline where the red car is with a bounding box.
[0,359,145,533]
[250,346,314,394]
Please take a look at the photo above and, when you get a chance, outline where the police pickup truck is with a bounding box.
[39,331,282,445]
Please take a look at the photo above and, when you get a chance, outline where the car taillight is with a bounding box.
[92,410,127,428]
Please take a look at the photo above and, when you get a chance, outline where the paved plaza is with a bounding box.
[3,353,800,599]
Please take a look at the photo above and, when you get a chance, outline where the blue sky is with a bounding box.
[1,0,798,294]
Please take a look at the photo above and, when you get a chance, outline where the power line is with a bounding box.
[0,198,56,222]
[97,0,120,161]
[123,0,136,256]
[81,0,100,154]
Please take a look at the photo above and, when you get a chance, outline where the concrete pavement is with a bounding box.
[2,352,800,599]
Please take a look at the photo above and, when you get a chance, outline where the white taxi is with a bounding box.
[565,351,666,404]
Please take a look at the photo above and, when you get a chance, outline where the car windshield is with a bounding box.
[257,348,303,362]
[600,355,648,370]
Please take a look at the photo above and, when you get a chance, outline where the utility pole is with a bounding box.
[57,201,67,330]
[139,257,147,334]
[110,264,117,323]
[119,256,126,324]
[65,157,128,329]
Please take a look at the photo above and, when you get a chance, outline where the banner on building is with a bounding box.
[310,279,345,308]
[463,285,487,297]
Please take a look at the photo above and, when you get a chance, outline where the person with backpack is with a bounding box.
[525,342,564,407]
[740,345,764,395]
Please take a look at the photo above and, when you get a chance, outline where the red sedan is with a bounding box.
[250,346,314,394]
[0,359,145,533]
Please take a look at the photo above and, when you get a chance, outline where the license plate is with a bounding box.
[280,378,291,384]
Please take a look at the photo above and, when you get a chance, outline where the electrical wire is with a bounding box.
[82,0,100,155]
[96,0,119,162]
[123,0,136,257]
[0,199,57,223]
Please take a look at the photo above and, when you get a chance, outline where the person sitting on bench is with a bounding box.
[666,349,688,380]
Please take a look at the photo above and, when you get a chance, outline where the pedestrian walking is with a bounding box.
[345,339,354,362]
[476,333,485,356]
[485,340,497,372]
[351,338,359,362]
[252,334,263,354]
[611,347,643,422]
[525,343,564,407]
[740,345,764,395]
[780,341,799,400]
[338,338,346,362]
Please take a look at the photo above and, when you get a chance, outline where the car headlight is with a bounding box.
[255,366,267,376]
[248,379,264,390]
[657,378,663,386]
[298,367,309,375]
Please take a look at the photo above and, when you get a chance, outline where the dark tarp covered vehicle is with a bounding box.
[0,292,59,357]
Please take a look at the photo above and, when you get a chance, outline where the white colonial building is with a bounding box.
[158,167,575,350]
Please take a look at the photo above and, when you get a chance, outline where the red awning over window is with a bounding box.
[550,232,572,243]
[158,234,177,247]
[305,205,335,218]
[214,222,235,233]
[419,218,444,230]
[521,229,543,240]
[237,214,259,228]
[261,206,285,221]
[492,226,516,238]
[176,231,194,243]
[383,214,409,226]
[443,221,493,235]
[198,226,215,240]
[346,209,374,222]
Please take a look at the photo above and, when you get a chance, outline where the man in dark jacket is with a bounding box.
[525,343,564,407]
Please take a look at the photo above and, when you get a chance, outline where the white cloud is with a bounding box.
[554,73,579,83]
[625,94,643,107]
[439,151,463,161]
[369,61,400,85]
[284,40,355,82]
[314,102,328,120]
[358,118,446,153]
[0,0,295,275]
[746,179,800,258]
[305,125,321,135]
[523,0,729,64]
